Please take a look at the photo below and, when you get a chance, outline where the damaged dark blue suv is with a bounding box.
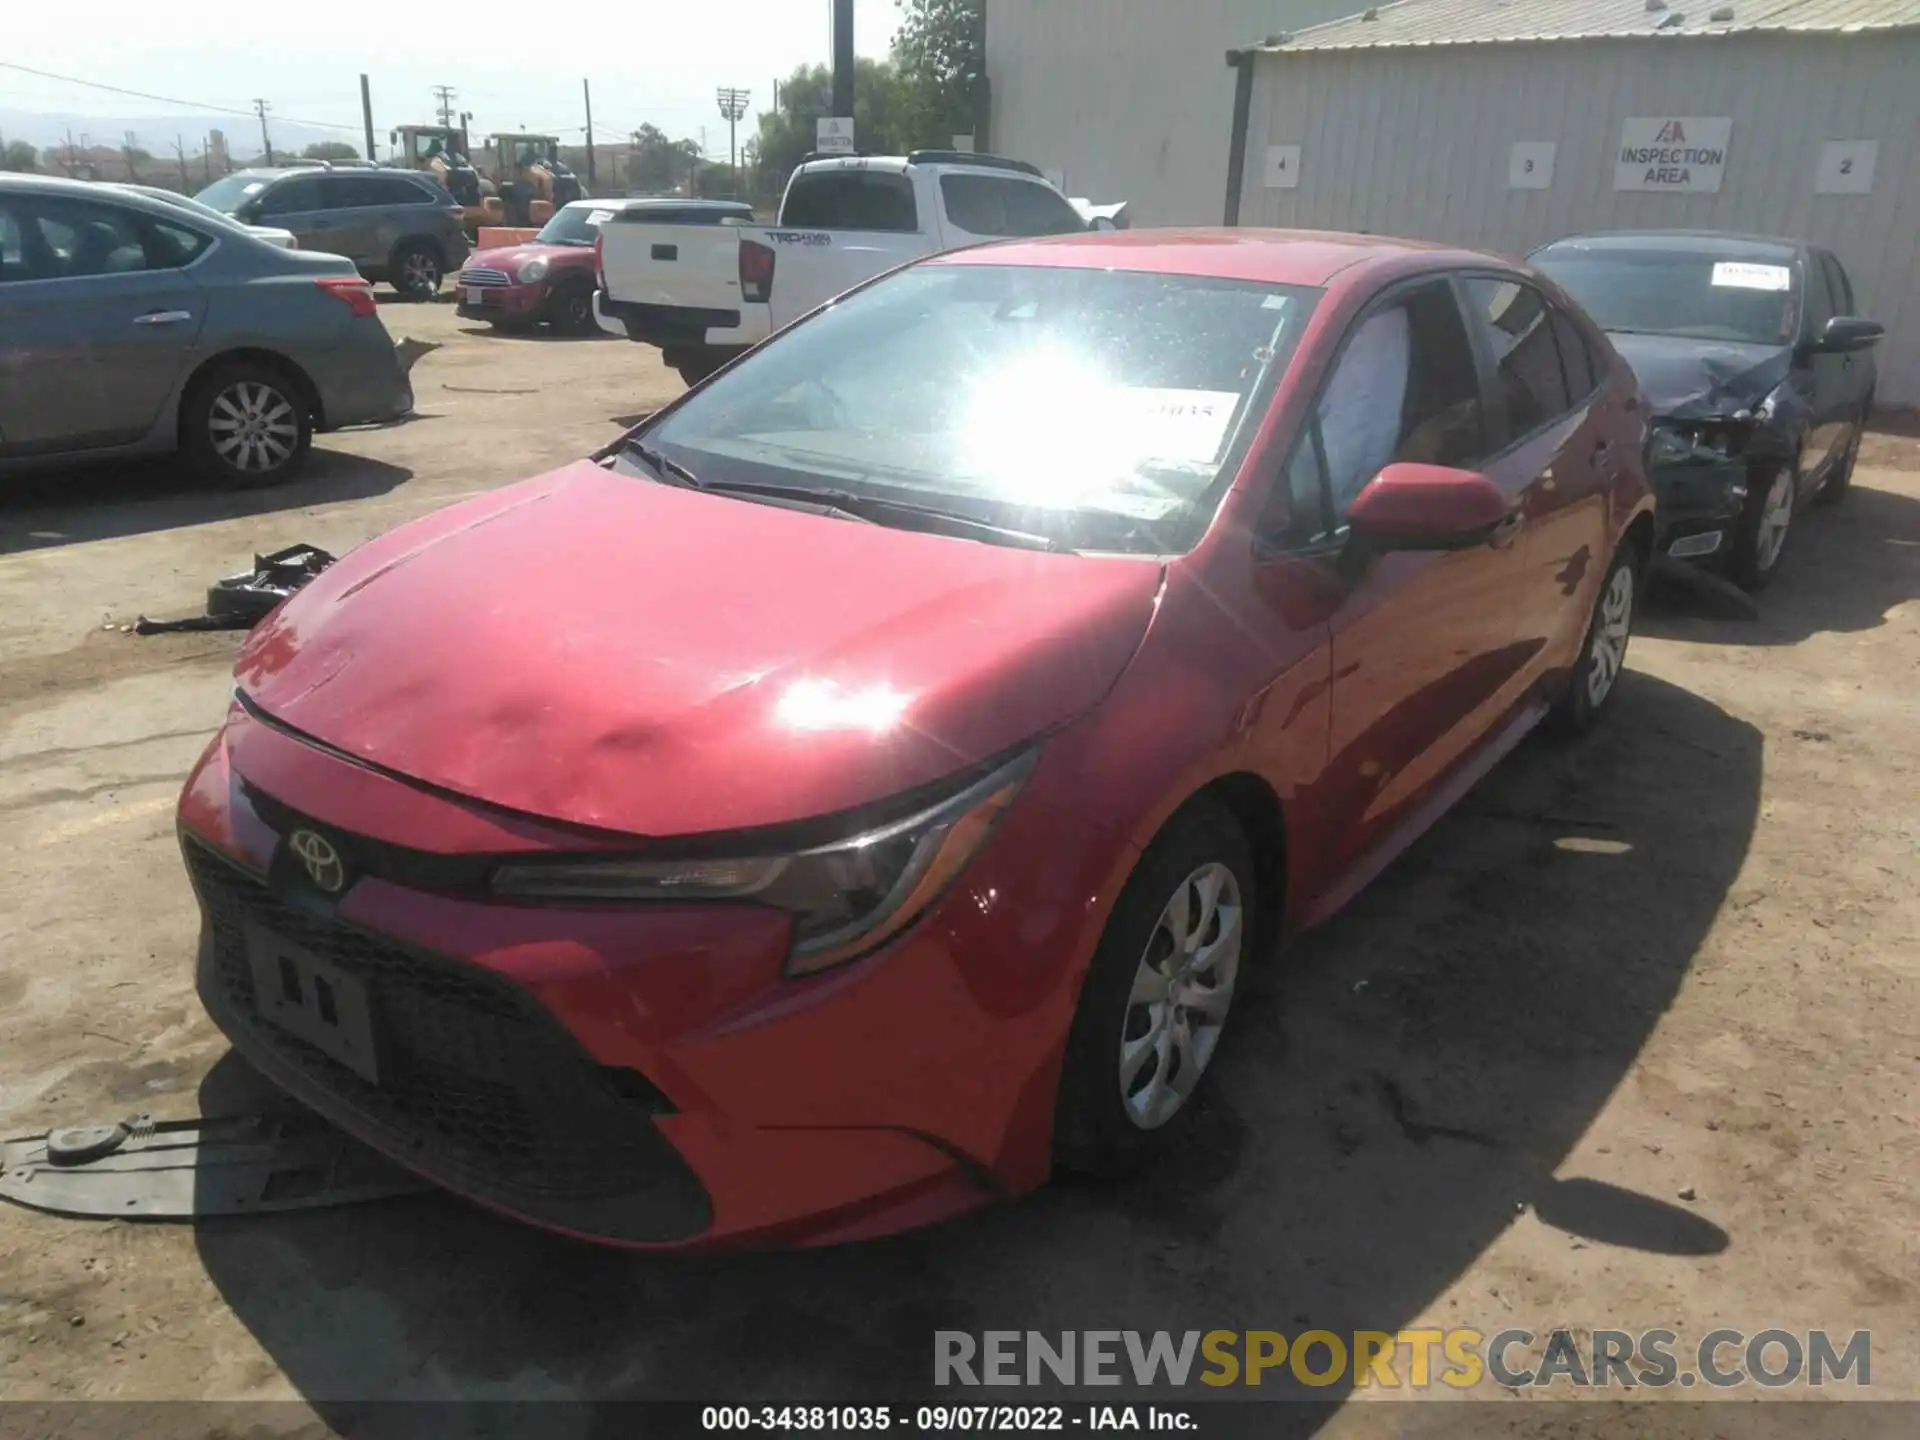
[1531,231,1882,591]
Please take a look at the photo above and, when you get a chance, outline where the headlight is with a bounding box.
[489,751,1035,975]
[516,256,549,283]
[1647,425,1697,467]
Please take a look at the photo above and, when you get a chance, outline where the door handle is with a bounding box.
[133,310,192,326]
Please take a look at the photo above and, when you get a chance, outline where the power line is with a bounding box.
[0,59,361,132]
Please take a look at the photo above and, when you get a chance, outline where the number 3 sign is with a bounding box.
[1509,142,1556,190]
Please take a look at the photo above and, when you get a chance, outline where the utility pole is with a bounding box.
[432,85,458,128]
[831,0,855,120]
[360,74,376,161]
[582,78,597,189]
[175,135,189,190]
[62,126,77,175]
[120,131,143,181]
[202,134,213,185]
[251,100,273,166]
[716,88,749,195]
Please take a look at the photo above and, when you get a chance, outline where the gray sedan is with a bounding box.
[0,173,413,487]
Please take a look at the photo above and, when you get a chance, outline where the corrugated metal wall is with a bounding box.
[1236,33,1920,403]
[986,0,1360,225]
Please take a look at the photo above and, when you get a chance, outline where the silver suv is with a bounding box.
[195,166,471,299]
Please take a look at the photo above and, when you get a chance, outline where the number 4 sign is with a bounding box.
[1263,145,1301,189]
[1816,140,1876,195]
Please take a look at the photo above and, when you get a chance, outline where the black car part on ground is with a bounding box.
[133,544,336,635]
[0,1110,429,1219]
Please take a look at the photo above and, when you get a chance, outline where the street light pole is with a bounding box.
[716,87,749,197]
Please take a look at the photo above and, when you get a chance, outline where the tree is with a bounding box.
[302,141,361,162]
[754,58,906,204]
[626,124,702,194]
[2,139,39,172]
[892,0,985,150]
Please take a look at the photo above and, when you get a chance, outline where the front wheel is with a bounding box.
[546,281,599,335]
[1729,460,1796,591]
[1054,800,1255,1177]
[182,363,313,488]
[1551,543,1639,735]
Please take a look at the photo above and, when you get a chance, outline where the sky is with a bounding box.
[3,0,897,160]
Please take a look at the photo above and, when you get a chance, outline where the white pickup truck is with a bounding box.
[594,151,1114,385]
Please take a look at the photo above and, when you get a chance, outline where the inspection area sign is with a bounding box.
[1615,116,1731,193]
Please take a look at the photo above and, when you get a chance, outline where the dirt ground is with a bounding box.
[0,297,1914,1433]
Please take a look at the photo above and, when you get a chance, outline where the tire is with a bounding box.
[671,348,727,386]
[391,240,444,301]
[181,361,313,488]
[1816,418,1865,506]
[1728,457,1797,591]
[1054,800,1256,1177]
[1550,541,1640,735]
[545,280,599,335]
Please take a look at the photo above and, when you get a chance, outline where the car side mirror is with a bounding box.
[1088,216,1118,232]
[1346,463,1511,551]
[1817,316,1884,353]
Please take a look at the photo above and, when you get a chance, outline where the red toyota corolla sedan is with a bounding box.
[178,230,1654,1249]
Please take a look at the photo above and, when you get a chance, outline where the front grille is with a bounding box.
[185,837,710,1241]
[458,267,512,287]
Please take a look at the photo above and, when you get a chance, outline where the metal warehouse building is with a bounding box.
[1222,0,1920,404]
[985,0,1363,226]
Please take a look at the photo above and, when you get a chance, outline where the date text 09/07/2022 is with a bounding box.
[702,1405,1196,1432]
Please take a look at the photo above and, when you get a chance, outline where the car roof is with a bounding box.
[1532,230,1805,261]
[0,172,235,219]
[590,197,752,211]
[934,227,1501,288]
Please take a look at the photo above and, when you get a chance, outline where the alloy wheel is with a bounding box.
[1754,468,1794,571]
[1118,862,1244,1130]
[208,381,299,475]
[1585,563,1635,708]
[402,250,441,293]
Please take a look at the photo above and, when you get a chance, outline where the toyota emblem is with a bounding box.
[287,829,347,894]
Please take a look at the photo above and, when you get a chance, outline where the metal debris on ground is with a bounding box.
[132,544,337,635]
[0,1110,430,1219]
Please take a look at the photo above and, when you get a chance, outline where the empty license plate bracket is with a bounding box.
[245,925,380,1084]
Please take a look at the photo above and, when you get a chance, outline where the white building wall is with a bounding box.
[1236,33,1920,404]
[986,0,1360,225]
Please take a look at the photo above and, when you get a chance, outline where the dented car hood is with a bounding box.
[234,462,1162,837]
[1608,332,1792,421]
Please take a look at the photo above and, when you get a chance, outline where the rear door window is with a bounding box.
[1465,277,1571,444]
[780,171,918,232]
[941,174,1085,237]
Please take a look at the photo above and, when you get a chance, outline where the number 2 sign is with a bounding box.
[1816,141,1876,195]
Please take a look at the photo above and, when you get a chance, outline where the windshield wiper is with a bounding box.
[694,479,1073,552]
[624,440,705,489]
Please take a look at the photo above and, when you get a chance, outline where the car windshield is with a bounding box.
[193,173,270,214]
[536,205,608,245]
[1533,247,1800,346]
[637,263,1318,555]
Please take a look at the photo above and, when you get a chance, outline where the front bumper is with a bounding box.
[176,703,1125,1249]
[455,279,545,320]
[1650,458,1749,563]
